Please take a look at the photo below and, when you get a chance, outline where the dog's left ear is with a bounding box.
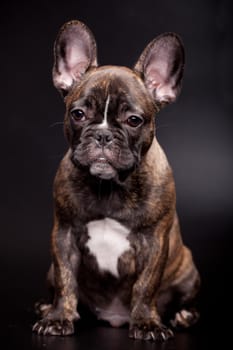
[134,33,184,106]
[53,20,97,96]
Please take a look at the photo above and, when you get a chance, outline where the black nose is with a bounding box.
[95,129,113,146]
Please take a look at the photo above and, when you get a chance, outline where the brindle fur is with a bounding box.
[33,20,200,341]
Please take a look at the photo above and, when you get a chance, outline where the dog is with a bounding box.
[33,20,200,341]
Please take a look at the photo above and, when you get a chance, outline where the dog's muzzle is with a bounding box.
[72,125,137,180]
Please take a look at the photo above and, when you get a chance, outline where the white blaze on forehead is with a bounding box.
[86,217,130,277]
[99,94,110,128]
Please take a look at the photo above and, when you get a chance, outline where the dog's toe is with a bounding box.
[129,324,174,341]
[32,318,74,336]
[170,308,199,329]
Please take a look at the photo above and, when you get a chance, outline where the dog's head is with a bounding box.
[53,21,184,181]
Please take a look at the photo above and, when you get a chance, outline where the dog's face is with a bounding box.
[64,67,156,180]
[53,21,184,181]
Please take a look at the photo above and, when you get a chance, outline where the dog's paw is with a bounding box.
[32,318,74,336]
[170,308,199,329]
[129,324,174,341]
[34,301,53,317]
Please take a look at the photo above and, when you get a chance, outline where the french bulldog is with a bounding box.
[33,20,200,341]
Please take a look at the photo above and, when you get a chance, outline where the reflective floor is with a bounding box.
[2,309,225,350]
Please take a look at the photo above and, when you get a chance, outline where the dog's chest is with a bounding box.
[85,217,130,277]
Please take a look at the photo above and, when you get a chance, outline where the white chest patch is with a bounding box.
[86,217,130,277]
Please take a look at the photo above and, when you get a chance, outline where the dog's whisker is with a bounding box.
[49,121,64,128]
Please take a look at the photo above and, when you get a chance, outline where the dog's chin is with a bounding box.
[72,150,137,182]
[90,159,117,180]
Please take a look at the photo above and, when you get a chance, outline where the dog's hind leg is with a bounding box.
[168,247,201,329]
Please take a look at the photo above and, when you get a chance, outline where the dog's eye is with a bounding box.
[71,109,86,122]
[126,115,144,127]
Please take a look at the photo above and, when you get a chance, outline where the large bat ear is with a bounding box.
[53,20,97,96]
[134,33,184,107]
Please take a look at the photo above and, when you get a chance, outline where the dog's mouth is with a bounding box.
[90,157,117,180]
[72,140,136,181]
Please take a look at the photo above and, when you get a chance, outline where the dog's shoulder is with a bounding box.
[146,137,171,178]
[54,150,74,184]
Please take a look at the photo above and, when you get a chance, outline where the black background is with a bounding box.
[1,0,232,349]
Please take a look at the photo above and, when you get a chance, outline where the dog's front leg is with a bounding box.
[33,218,80,335]
[129,215,174,341]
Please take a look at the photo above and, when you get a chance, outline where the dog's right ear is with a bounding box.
[53,20,97,96]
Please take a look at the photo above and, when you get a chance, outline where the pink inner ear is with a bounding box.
[145,63,168,94]
[145,68,163,88]
[70,62,90,80]
[56,44,90,89]
[66,41,88,69]
[146,57,169,83]
[145,67,176,103]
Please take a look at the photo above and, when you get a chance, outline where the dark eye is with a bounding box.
[126,115,144,127]
[70,109,86,122]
